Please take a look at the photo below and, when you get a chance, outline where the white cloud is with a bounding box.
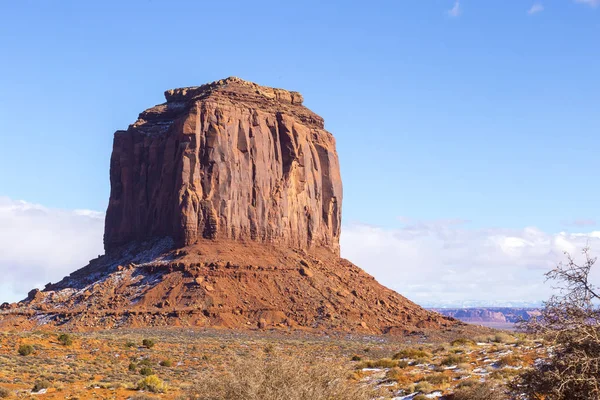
[528,3,544,14]
[575,0,600,7]
[448,1,461,17]
[0,197,104,303]
[2,195,599,309]
[341,220,600,307]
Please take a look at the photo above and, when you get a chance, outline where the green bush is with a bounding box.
[139,366,153,376]
[142,339,155,349]
[138,359,153,367]
[351,355,362,361]
[129,362,137,371]
[159,359,173,367]
[136,375,167,393]
[18,344,34,356]
[57,333,73,346]
[0,387,10,398]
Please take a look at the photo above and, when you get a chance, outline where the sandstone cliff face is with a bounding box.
[104,78,342,254]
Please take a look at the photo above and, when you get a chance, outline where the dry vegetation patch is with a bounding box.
[0,328,546,399]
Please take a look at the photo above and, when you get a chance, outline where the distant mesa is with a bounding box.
[1,77,459,335]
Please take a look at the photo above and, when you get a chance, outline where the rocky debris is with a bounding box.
[1,241,456,333]
[104,77,342,254]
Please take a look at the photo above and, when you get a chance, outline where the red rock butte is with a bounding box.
[104,77,342,255]
[0,78,461,334]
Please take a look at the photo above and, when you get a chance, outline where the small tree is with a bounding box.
[512,247,600,399]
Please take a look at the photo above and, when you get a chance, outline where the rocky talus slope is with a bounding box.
[0,78,456,334]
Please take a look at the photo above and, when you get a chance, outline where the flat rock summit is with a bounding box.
[1,77,456,334]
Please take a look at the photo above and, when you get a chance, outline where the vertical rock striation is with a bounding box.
[104,77,342,254]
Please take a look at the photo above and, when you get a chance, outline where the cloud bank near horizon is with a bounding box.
[0,197,104,303]
[1,196,599,307]
[341,219,600,307]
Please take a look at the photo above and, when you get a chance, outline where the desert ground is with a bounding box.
[0,327,545,399]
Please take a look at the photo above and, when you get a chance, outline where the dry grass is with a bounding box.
[451,382,508,400]
[182,354,374,400]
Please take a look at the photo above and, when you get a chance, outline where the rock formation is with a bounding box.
[104,77,341,254]
[0,78,459,334]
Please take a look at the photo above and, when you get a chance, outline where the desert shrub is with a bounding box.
[440,354,466,366]
[184,354,374,400]
[351,355,362,361]
[263,344,274,354]
[138,359,153,366]
[474,335,494,343]
[18,344,33,356]
[458,362,473,371]
[126,341,136,348]
[414,357,431,365]
[452,382,507,400]
[140,367,153,376]
[386,367,412,385]
[129,363,137,371]
[32,380,51,393]
[422,372,452,385]
[456,379,478,389]
[393,348,431,360]
[355,358,397,369]
[511,248,600,399]
[492,333,514,344]
[159,359,173,367]
[137,375,167,393]
[57,333,73,346]
[142,339,155,349]
[0,387,10,398]
[490,369,520,380]
[414,381,434,393]
[451,338,477,347]
[496,354,520,367]
[450,338,476,346]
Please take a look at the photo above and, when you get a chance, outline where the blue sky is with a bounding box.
[0,0,599,305]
